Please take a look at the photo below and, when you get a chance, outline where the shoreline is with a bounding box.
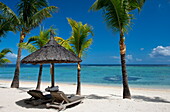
[1,79,170,92]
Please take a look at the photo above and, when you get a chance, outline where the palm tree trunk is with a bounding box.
[76,62,81,95]
[11,31,25,88]
[119,31,131,99]
[50,63,55,87]
[36,64,43,90]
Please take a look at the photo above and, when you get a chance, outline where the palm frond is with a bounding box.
[128,0,145,11]
[27,36,39,44]
[17,0,49,22]
[1,48,12,54]
[55,37,74,53]
[18,42,37,53]
[0,58,11,65]
[0,2,20,36]
[89,0,108,11]
[0,2,18,20]
[0,48,12,65]
[67,18,93,58]
[28,6,58,30]
[90,0,133,33]
[80,38,93,56]
[0,53,5,59]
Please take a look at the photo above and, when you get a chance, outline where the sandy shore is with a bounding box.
[0,80,170,112]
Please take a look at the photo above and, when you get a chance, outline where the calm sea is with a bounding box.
[0,64,170,88]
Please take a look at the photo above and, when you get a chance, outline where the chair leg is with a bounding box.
[58,105,66,111]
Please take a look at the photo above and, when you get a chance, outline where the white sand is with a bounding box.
[0,80,170,112]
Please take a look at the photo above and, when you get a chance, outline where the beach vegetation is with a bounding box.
[90,0,145,99]
[58,18,93,95]
[0,0,57,88]
[0,48,12,65]
[0,2,18,38]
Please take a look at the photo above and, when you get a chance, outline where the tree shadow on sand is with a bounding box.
[133,95,170,103]
[17,87,34,93]
[0,86,8,89]
[85,94,110,100]
[15,99,47,109]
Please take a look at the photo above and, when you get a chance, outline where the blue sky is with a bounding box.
[0,0,170,64]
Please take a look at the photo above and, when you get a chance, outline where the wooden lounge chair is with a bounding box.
[46,91,85,111]
[24,90,52,106]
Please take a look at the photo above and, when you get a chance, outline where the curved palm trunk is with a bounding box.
[36,64,43,90]
[119,31,131,99]
[11,31,25,88]
[76,62,81,95]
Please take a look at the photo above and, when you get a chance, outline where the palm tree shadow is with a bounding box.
[85,94,110,99]
[0,86,8,89]
[15,99,47,109]
[110,94,122,98]
[17,87,34,93]
[133,95,170,103]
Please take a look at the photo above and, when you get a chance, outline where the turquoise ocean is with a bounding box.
[0,64,170,89]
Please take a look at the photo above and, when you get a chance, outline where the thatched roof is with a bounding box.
[21,33,82,64]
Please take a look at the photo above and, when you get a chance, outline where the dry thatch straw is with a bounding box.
[21,33,81,64]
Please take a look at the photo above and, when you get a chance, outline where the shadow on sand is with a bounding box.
[15,99,47,109]
[85,94,111,100]
[16,98,82,111]
[133,95,170,103]
[0,86,8,89]
[17,87,34,93]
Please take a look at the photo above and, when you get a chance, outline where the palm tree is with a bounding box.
[19,28,52,90]
[90,0,145,99]
[0,0,58,88]
[0,16,16,37]
[0,48,12,65]
[0,2,18,37]
[67,18,93,95]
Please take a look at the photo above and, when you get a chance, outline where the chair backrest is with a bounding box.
[50,91,70,103]
[28,90,45,99]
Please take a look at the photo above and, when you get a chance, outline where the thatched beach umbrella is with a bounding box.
[21,32,82,87]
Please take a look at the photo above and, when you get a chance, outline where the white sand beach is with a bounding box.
[0,80,170,112]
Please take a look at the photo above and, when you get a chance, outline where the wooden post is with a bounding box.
[50,63,55,87]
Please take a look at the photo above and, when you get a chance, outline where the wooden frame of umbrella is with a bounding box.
[21,32,82,87]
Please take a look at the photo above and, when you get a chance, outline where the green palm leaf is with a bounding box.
[19,43,37,53]
[0,58,11,65]
[67,18,93,58]
[0,2,19,36]
[55,37,74,53]
[0,48,12,65]
[1,48,12,54]
[90,0,145,33]
[0,2,19,21]
[29,6,57,30]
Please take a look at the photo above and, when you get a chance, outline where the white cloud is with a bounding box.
[112,56,120,59]
[149,46,170,57]
[136,58,142,62]
[126,55,133,60]
[6,53,17,59]
[140,48,144,51]
[112,55,133,61]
